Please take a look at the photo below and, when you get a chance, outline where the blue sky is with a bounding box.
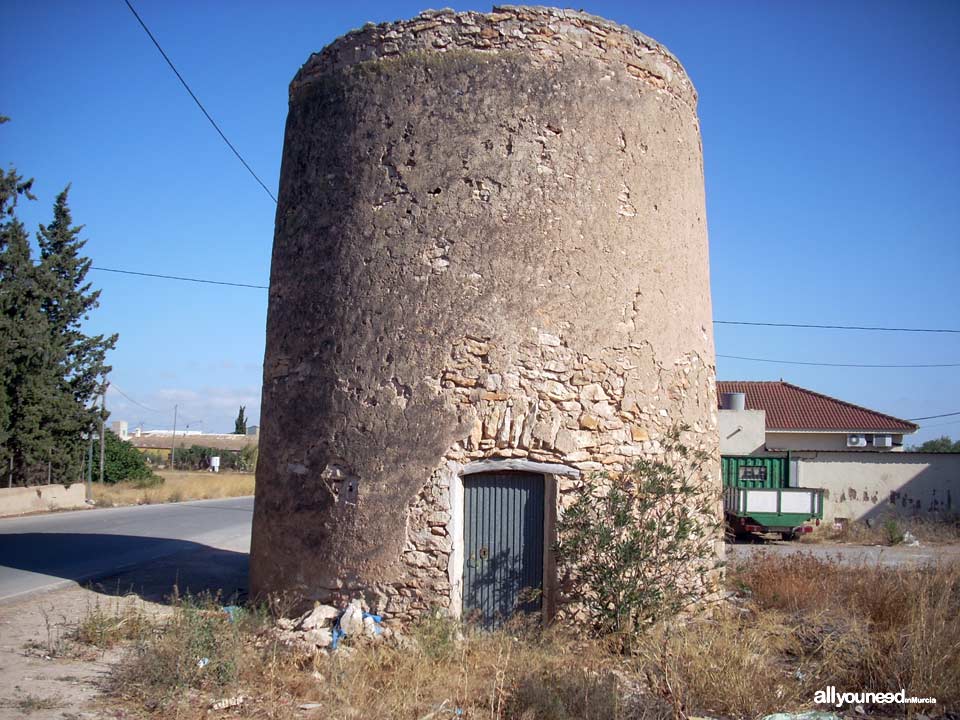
[3,1,958,441]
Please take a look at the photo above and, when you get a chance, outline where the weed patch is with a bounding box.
[807,514,960,546]
[78,555,957,719]
[71,597,152,648]
[12,694,62,713]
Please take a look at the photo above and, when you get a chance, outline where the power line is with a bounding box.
[907,411,960,421]
[109,383,166,414]
[92,266,268,289]
[91,265,960,340]
[122,0,277,204]
[718,354,960,369]
[715,320,960,334]
[917,418,960,430]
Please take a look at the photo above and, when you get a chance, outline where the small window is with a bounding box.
[739,466,767,482]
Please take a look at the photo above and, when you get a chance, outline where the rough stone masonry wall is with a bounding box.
[251,5,721,624]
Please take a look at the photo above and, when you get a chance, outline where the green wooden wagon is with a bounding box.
[722,456,824,540]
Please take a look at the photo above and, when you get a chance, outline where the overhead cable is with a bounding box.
[122,0,278,203]
[109,383,166,414]
[715,320,960,334]
[92,266,268,289]
[907,411,960,421]
[717,354,960,369]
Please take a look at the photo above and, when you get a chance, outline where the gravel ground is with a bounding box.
[727,538,960,566]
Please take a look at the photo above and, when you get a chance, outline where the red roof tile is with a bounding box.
[716,381,918,433]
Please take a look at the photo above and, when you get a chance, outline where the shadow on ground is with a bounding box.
[0,533,248,605]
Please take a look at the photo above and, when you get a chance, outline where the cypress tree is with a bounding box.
[0,151,51,484]
[37,188,117,480]
[234,405,247,435]
[0,118,117,485]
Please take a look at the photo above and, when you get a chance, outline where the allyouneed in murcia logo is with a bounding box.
[814,686,937,708]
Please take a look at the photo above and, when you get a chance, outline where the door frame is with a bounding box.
[445,459,580,624]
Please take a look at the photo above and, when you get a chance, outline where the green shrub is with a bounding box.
[555,426,720,635]
[129,473,164,489]
[884,518,905,545]
[239,443,258,472]
[92,430,159,484]
[412,610,461,661]
[171,444,252,471]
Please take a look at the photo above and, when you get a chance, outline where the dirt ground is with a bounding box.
[0,544,247,720]
[2,541,957,719]
[0,584,142,719]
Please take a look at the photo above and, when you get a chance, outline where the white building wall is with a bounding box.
[766,432,905,452]
[796,452,959,523]
[718,409,766,455]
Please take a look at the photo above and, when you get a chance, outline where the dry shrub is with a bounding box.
[900,514,960,543]
[506,666,622,720]
[633,609,804,719]
[110,594,253,713]
[732,553,960,711]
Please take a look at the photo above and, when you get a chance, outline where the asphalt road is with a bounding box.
[0,497,254,603]
[4,497,953,606]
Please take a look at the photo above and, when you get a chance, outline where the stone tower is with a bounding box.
[251,6,720,624]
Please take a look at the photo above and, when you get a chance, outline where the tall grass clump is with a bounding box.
[72,596,152,649]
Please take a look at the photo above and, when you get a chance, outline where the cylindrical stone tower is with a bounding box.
[252,6,720,623]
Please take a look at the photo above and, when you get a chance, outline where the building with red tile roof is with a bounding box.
[717,380,917,453]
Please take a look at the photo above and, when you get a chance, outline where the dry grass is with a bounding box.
[71,596,155,649]
[74,555,959,719]
[802,514,960,546]
[91,470,254,507]
[3,694,63,713]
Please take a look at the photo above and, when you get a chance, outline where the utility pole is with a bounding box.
[98,384,107,485]
[170,404,178,469]
[86,428,94,500]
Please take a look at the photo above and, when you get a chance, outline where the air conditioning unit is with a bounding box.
[847,434,868,448]
[873,434,893,448]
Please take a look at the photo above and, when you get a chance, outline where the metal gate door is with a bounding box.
[463,472,544,627]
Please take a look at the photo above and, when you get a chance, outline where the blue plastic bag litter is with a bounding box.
[329,608,383,649]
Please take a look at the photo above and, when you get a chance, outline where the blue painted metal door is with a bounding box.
[463,472,544,627]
